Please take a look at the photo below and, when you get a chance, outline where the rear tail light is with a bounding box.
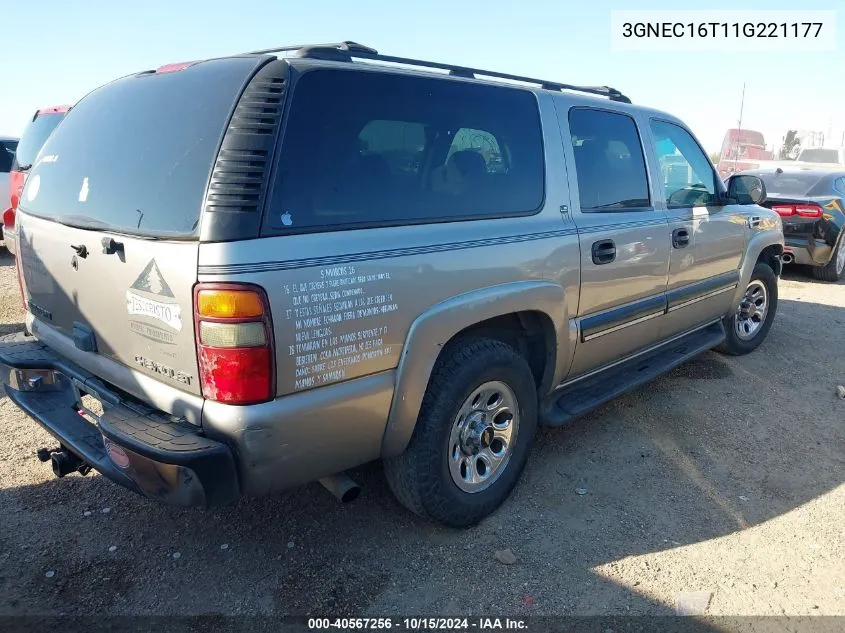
[9,171,25,210]
[772,204,823,218]
[194,284,274,405]
[795,204,823,218]
[3,207,15,231]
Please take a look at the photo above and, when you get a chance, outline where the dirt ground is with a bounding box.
[0,246,843,620]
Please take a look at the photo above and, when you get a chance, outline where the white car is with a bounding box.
[794,146,845,167]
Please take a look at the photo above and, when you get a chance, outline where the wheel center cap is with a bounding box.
[462,414,494,453]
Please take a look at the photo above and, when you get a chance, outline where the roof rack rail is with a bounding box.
[245,41,631,104]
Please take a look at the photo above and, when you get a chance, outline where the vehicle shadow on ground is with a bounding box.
[0,296,842,619]
[781,264,845,286]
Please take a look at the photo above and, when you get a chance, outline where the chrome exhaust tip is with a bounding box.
[781,253,794,265]
[318,473,361,503]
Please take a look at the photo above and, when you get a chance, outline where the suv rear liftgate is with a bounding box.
[3,54,285,504]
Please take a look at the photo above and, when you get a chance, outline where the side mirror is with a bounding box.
[726,174,767,205]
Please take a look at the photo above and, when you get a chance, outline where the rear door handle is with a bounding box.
[672,228,690,249]
[591,239,616,265]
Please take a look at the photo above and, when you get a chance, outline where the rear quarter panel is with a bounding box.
[198,218,579,398]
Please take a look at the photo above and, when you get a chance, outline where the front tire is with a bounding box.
[716,262,778,356]
[811,238,845,282]
[384,338,538,528]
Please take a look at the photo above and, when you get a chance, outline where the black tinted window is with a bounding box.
[13,113,64,170]
[569,109,650,211]
[757,172,823,197]
[20,57,258,237]
[266,70,544,232]
[0,140,17,172]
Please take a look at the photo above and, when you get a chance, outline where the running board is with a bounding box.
[540,322,726,427]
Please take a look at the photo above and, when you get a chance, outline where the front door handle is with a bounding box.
[672,228,690,249]
[591,239,616,265]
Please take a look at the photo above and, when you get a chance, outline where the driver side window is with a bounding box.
[650,120,718,208]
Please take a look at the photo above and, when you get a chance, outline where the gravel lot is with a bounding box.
[0,245,843,618]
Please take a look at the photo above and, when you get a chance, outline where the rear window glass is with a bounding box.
[0,140,17,172]
[266,69,544,232]
[757,172,822,197]
[798,148,839,163]
[20,57,258,237]
[13,113,63,170]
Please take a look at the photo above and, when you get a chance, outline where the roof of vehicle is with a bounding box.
[200,41,687,130]
[0,135,19,142]
[740,165,845,178]
[250,41,634,103]
[139,42,691,131]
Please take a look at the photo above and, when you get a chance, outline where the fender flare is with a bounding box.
[380,280,568,458]
[732,228,784,308]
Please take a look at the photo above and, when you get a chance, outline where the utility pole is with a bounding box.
[732,82,745,172]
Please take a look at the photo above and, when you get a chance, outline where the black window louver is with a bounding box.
[201,60,288,240]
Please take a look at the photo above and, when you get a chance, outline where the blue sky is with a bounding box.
[2,0,843,153]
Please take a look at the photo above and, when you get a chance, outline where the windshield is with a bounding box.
[12,113,65,170]
[757,172,823,197]
[19,57,258,238]
[798,149,840,164]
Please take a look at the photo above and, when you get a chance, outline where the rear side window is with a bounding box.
[20,57,260,237]
[266,69,544,232]
[568,109,650,211]
[0,140,17,172]
[12,113,64,170]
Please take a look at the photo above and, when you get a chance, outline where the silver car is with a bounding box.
[1,42,783,527]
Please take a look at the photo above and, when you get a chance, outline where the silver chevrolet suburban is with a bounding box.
[1,42,783,527]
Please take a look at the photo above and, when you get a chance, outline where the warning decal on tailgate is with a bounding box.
[125,259,183,333]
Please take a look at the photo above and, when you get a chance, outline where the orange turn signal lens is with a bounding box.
[197,290,264,319]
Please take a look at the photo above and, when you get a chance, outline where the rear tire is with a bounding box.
[811,238,845,282]
[716,262,778,356]
[384,338,537,528]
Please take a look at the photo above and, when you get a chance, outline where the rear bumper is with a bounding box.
[783,237,833,267]
[0,332,239,506]
[3,225,16,256]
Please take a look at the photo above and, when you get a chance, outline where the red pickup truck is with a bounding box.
[716,128,773,178]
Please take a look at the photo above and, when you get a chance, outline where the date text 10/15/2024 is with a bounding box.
[308,618,528,631]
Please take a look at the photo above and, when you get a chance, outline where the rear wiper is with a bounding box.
[54,215,111,231]
[53,216,166,240]
[17,163,32,171]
